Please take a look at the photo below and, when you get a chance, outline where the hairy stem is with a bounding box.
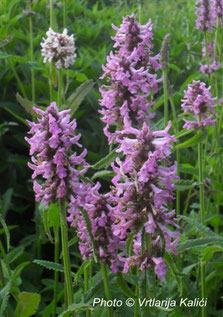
[84,263,91,317]
[63,0,67,28]
[163,69,168,127]
[58,69,63,109]
[29,1,35,104]
[59,199,73,309]
[100,262,113,317]
[169,96,180,216]
[198,141,206,317]
[52,226,60,317]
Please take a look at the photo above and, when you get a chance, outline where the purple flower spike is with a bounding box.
[214,0,223,22]
[99,14,161,143]
[195,0,215,33]
[109,122,179,280]
[181,80,216,130]
[25,102,87,205]
[67,182,123,272]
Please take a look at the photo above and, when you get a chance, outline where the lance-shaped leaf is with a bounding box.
[67,79,95,116]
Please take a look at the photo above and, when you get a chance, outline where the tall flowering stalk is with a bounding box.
[195,0,215,33]
[181,81,216,317]
[110,121,179,281]
[41,28,76,106]
[25,102,87,309]
[99,13,161,143]
[98,14,179,294]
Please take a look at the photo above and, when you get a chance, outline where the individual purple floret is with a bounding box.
[195,0,215,32]
[25,102,87,205]
[110,121,179,280]
[181,80,216,130]
[67,182,123,272]
[99,14,161,143]
[200,40,221,74]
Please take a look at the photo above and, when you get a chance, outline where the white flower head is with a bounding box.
[40,28,76,69]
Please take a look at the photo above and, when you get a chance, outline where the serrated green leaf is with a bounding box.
[0,225,17,236]
[175,128,194,139]
[0,292,10,316]
[10,262,30,284]
[179,164,198,177]
[7,246,24,264]
[0,281,12,300]
[177,237,223,252]
[33,260,65,273]
[176,131,203,149]
[15,292,41,317]
[16,93,35,116]
[90,149,121,170]
[58,303,93,317]
[172,179,197,190]
[67,79,95,116]
[181,215,223,240]
[92,170,115,180]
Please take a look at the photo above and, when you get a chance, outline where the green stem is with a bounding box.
[198,141,206,317]
[84,263,91,317]
[169,96,180,216]
[63,0,67,28]
[50,0,54,29]
[52,226,60,317]
[163,69,168,127]
[201,259,206,317]
[198,142,205,226]
[7,57,27,99]
[58,69,63,109]
[59,199,73,309]
[29,2,35,104]
[134,268,139,317]
[100,262,113,317]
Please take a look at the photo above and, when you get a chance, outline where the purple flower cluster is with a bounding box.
[109,121,179,280]
[200,40,221,74]
[181,80,216,130]
[214,0,223,22]
[99,13,161,144]
[25,102,87,204]
[195,0,215,32]
[67,182,123,272]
